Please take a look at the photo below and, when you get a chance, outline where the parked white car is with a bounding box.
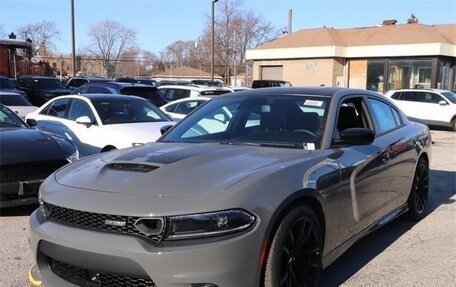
[386,89,456,131]
[160,97,212,120]
[25,94,174,157]
[158,85,233,101]
[0,91,37,119]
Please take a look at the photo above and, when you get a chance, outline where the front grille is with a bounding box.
[107,163,159,172]
[49,258,156,287]
[47,204,163,241]
[0,160,69,183]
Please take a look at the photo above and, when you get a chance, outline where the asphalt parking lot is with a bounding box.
[0,130,454,287]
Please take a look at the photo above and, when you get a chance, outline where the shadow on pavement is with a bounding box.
[321,169,455,286]
[0,204,38,217]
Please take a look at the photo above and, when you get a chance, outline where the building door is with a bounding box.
[261,66,283,80]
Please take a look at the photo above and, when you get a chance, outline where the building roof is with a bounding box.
[154,66,222,79]
[257,23,456,49]
[247,23,456,60]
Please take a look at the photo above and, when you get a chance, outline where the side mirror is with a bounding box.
[160,124,173,135]
[439,100,448,106]
[26,118,37,127]
[338,128,375,145]
[75,116,92,127]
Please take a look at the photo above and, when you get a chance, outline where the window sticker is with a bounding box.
[304,100,324,107]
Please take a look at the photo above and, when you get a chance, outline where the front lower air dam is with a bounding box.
[28,265,42,286]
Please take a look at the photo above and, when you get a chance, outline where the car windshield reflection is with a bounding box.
[160,95,328,149]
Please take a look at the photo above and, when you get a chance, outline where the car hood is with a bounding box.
[104,121,175,143]
[55,142,313,197]
[0,128,69,165]
[39,89,71,96]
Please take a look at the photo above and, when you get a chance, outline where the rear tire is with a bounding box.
[264,204,323,287]
[406,157,429,220]
[451,119,456,132]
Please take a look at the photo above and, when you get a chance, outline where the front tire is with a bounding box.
[406,157,429,220]
[264,204,323,287]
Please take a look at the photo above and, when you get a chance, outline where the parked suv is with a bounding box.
[386,88,456,131]
[73,82,168,107]
[16,76,71,106]
[251,79,292,88]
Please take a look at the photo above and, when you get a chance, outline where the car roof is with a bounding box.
[50,93,147,102]
[86,82,154,88]
[158,85,231,91]
[18,76,60,80]
[389,88,451,93]
[223,86,383,99]
[162,96,213,106]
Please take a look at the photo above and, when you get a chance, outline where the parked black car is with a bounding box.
[0,76,28,98]
[0,104,78,208]
[115,77,157,86]
[74,82,168,107]
[66,76,111,91]
[251,79,292,88]
[16,76,71,106]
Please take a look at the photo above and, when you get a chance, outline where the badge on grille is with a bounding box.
[105,220,126,227]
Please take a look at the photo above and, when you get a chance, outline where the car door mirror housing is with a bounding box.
[339,128,375,145]
[26,118,37,127]
[75,116,92,127]
[160,124,173,135]
[438,100,448,106]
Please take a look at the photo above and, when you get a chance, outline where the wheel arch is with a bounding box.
[258,190,326,276]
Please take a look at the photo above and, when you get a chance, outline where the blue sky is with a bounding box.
[1,0,455,55]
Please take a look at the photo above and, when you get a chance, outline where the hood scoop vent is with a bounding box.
[107,162,160,173]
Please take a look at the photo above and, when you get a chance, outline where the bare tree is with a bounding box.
[87,20,137,79]
[201,0,277,82]
[17,21,60,55]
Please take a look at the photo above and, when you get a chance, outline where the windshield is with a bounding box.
[161,95,329,149]
[91,97,170,125]
[0,105,26,128]
[442,91,456,104]
[0,78,15,89]
[32,78,67,90]
[0,94,33,106]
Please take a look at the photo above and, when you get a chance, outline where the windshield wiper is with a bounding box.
[219,141,303,149]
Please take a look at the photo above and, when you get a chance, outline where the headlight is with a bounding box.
[166,209,256,240]
[67,149,79,162]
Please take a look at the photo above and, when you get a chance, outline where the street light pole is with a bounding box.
[71,0,76,77]
[211,0,218,81]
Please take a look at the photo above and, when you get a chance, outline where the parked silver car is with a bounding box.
[29,87,431,287]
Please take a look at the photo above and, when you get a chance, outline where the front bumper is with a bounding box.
[29,209,263,287]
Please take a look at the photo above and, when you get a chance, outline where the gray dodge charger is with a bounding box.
[29,87,431,287]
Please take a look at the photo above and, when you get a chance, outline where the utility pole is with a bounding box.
[211,0,219,81]
[71,0,76,77]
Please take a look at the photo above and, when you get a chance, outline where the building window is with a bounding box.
[438,60,452,90]
[366,60,385,92]
[387,59,432,90]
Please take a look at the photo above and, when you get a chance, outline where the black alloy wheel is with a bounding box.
[407,157,429,220]
[264,205,322,287]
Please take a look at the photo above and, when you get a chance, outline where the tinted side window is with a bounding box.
[166,89,190,100]
[68,100,95,123]
[164,103,178,112]
[48,98,71,118]
[403,91,425,102]
[88,86,110,93]
[367,98,398,134]
[424,92,444,104]
[391,92,402,100]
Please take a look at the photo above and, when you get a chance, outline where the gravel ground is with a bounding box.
[0,130,454,287]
